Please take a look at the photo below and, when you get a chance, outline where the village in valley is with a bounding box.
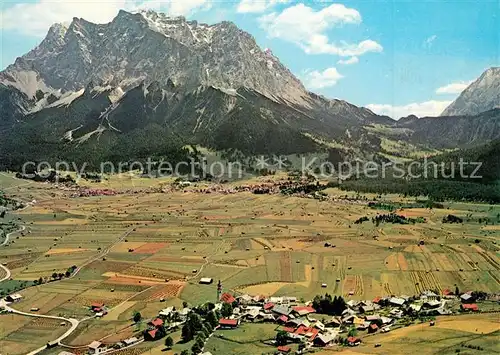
[2,277,498,355]
[0,173,499,355]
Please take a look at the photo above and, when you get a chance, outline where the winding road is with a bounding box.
[0,223,135,354]
[0,298,80,355]
[0,225,26,282]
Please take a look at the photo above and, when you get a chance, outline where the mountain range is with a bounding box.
[0,9,499,170]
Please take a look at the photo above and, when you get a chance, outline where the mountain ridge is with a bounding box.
[0,9,499,170]
[441,67,500,116]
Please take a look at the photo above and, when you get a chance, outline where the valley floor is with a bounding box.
[0,173,498,354]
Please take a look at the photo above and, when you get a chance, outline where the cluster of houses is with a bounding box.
[34,288,487,355]
[137,288,484,354]
[188,289,481,353]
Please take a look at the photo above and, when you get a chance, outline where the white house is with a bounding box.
[88,341,106,354]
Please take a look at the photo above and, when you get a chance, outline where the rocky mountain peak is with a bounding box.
[441,67,500,116]
[1,9,307,104]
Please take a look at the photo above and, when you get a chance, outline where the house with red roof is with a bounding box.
[292,306,316,316]
[145,329,158,341]
[143,316,166,341]
[264,302,275,311]
[368,323,379,333]
[90,302,104,311]
[372,297,382,304]
[347,336,361,346]
[442,289,452,296]
[219,318,239,328]
[149,318,164,327]
[294,325,319,341]
[277,345,291,353]
[220,292,236,304]
[277,315,289,324]
[461,304,479,312]
[282,326,296,333]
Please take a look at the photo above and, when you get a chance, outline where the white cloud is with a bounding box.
[259,3,382,57]
[436,81,472,95]
[337,56,359,65]
[163,0,212,17]
[425,35,437,46]
[237,0,290,14]
[366,100,453,119]
[304,67,343,90]
[0,0,211,36]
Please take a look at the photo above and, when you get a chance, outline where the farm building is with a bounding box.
[292,306,316,316]
[420,290,439,300]
[294,325,319,341]
[144,328,165,341]
[88,341,107,354]
[237,294,253,304]
[122,337,139,346]
[409,303,422,312]
[277,345,291,354]
[149,318,164,327]
[286,318,307,328]
[390,309,404,318]
[347,336,361,346]
[313,333,335,346]
[272,305,292,316]
[159,307,174,317]
[178,307,191,321]
[461,304,479,312]
[5,294,23,303]
[219,318,239,329]
[342,308,356,317]
[460,293,474,303]
[220,293,236,304]
[325,317,341,328]
[199,278,213,284]
[269,296,297,305]
[357,321,370,331]
[263,302,275,311]
[389,297,406,307]
[365,315,380,322]
[90,302,104,312]
[359,304,376,313]
[342,315,364,325]
[380,316,393,325]
[314,321,325,331]
[277,315,288,324]
[423,300,441,309]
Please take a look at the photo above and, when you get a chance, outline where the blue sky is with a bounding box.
[1,0,498,118]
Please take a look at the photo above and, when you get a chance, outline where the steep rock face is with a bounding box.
[0,9,306,104]
[441,67,500,116]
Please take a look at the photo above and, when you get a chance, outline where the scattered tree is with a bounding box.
[206,311,218,328]
[276,331,288,346]
[221,303,233,318]
[133,312,142,323]
[164,336,173,348]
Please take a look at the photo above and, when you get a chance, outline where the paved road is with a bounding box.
[0,299,79,354]
[0,225,26,282]
[1,224,25,247]
[0,226,134,354]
